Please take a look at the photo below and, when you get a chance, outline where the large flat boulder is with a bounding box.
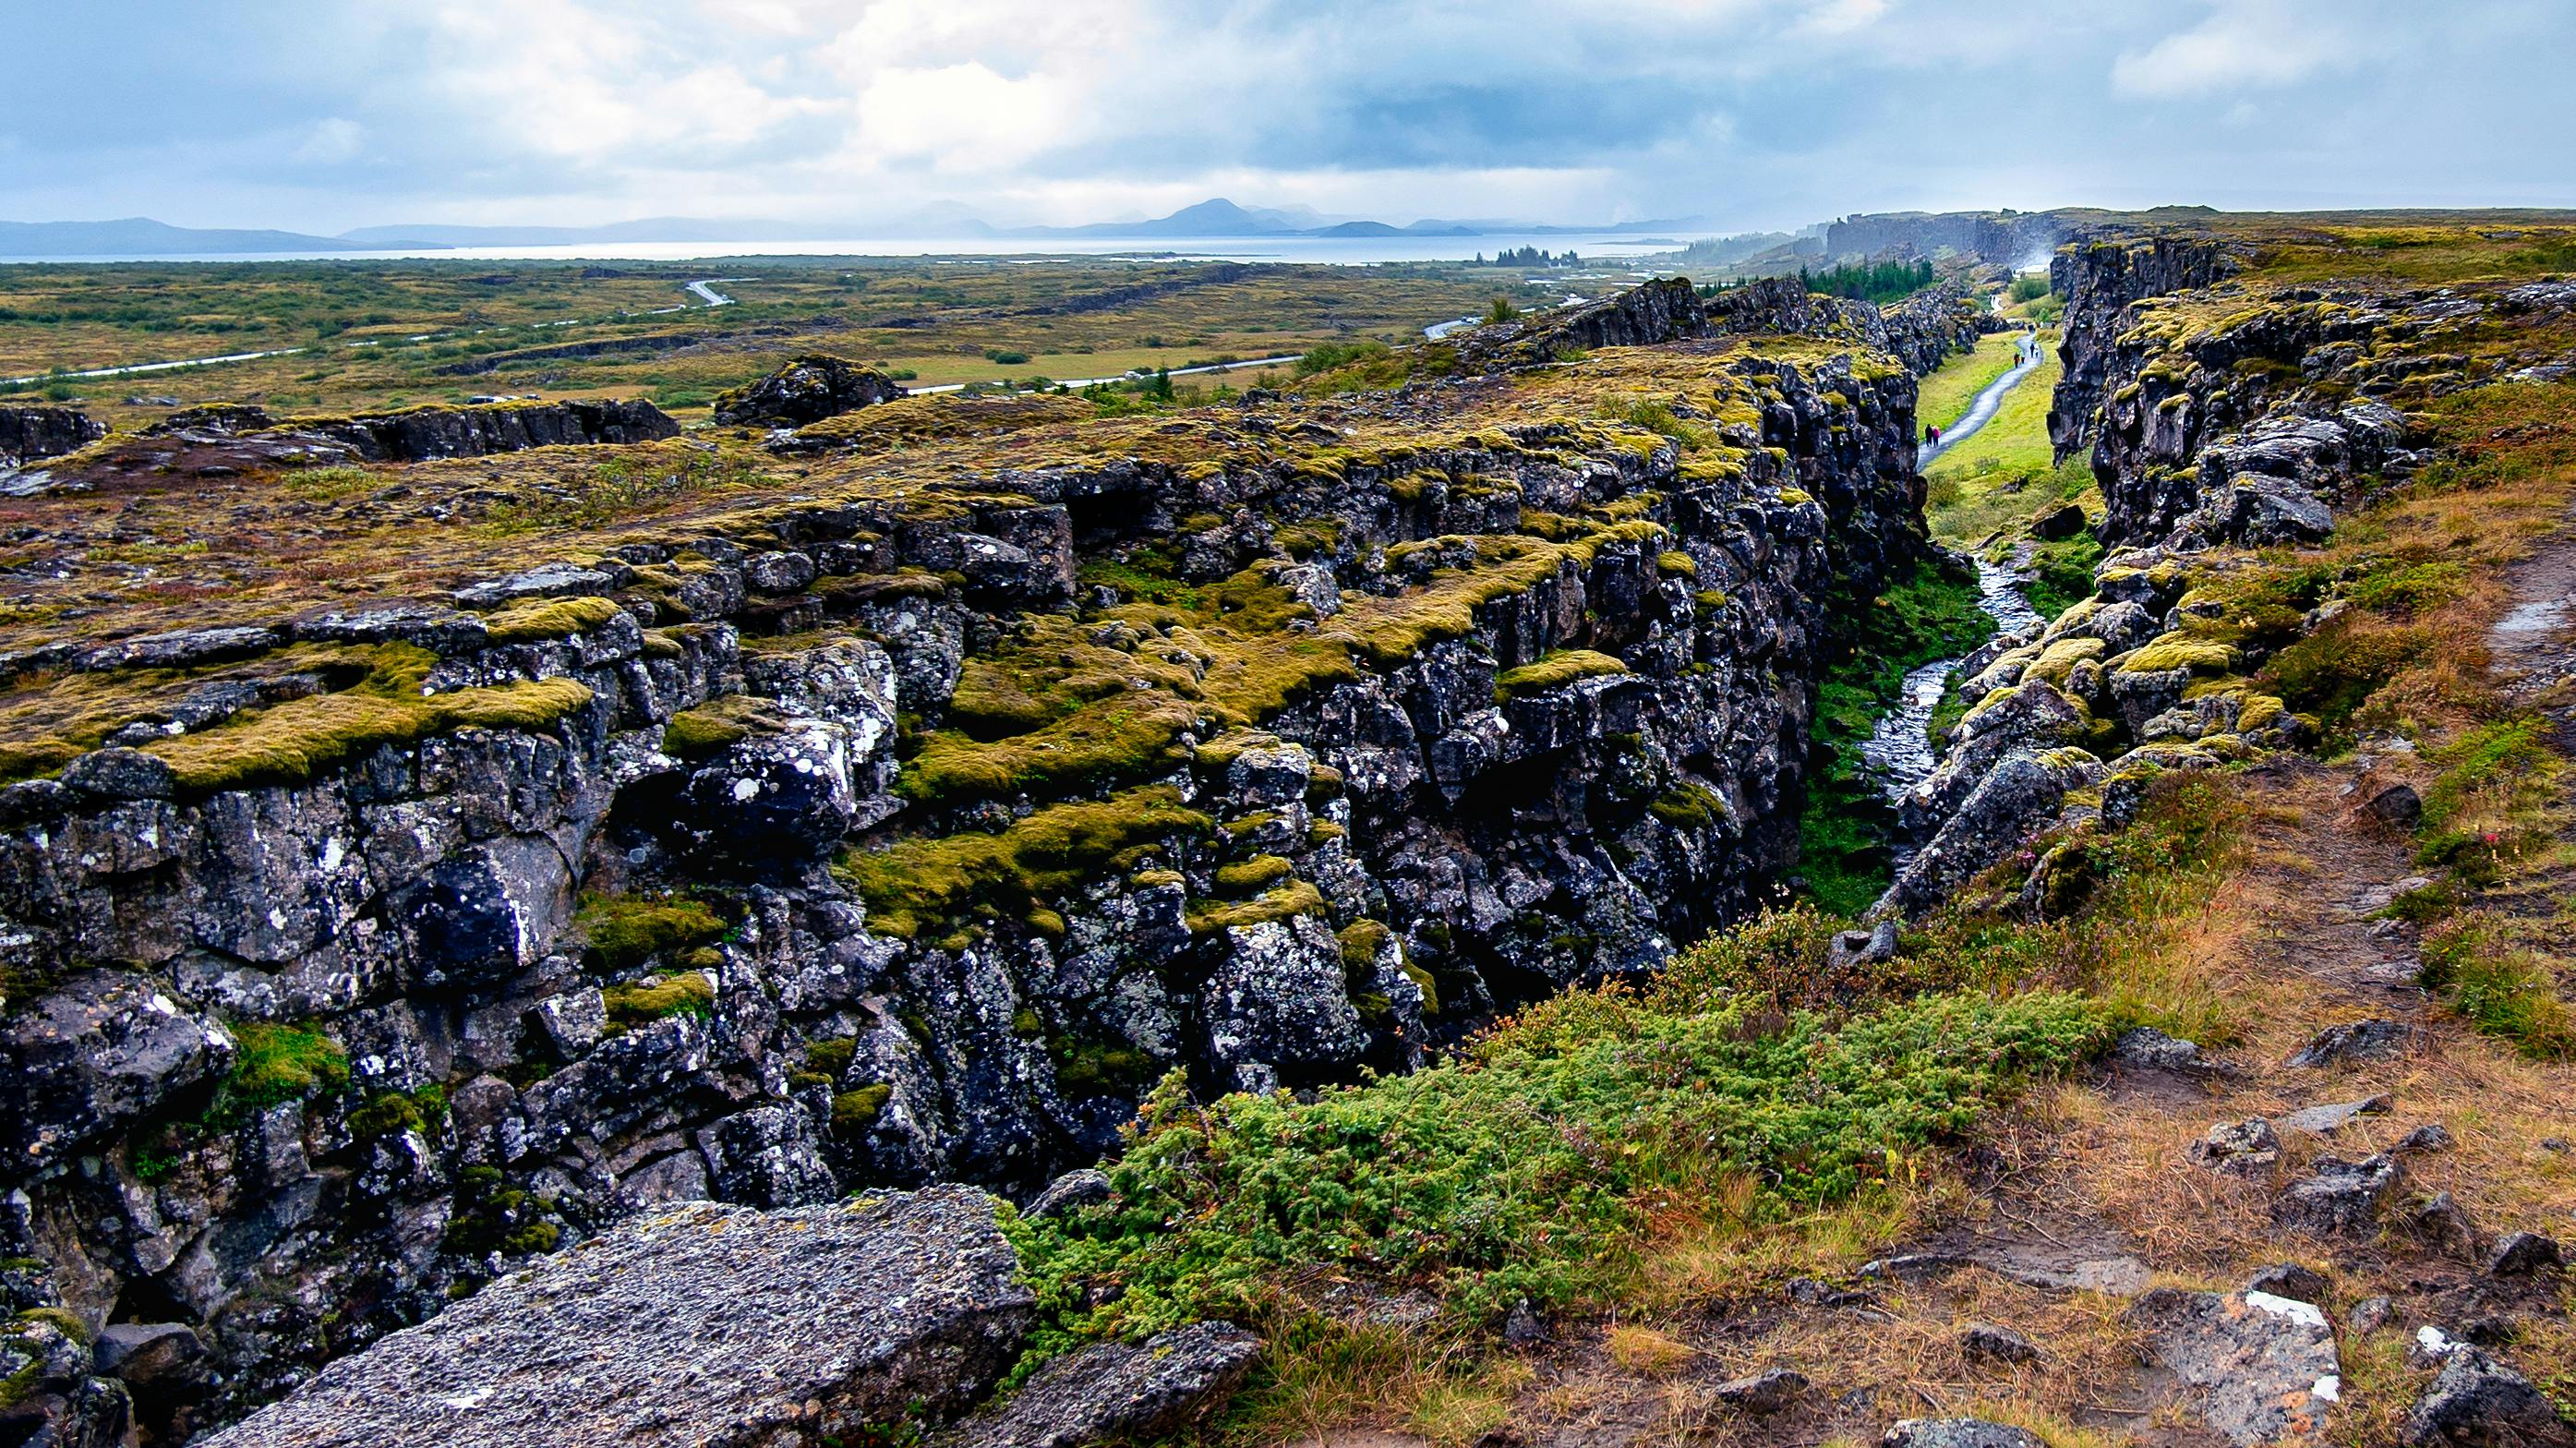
[199,1186,1033,1448]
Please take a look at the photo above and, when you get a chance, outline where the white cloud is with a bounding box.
[2112,0,2353,99]
[293,118,366,165]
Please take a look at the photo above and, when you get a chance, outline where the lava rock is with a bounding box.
[1962,1322,2040,1365]
[2366,783,2426,830]
[2032,502,2088,540]
[2401,1347,2571,1446]
[939,1321,1259,1448]
[0,971,235,1169]
[1883,1420,2046,1448]
[2352,1297,2396,1335]
[198,1189,1034,1448]
[2287,1019,2419,1068]
[2193,1116,2283,1174]
[0,404,108,466]
[2245,1263,2332,1304]
[2272,1154,2403,1237]
[1713,1367,1809,1414]
[2129,1287,2342,1446]
[2280,1094,2393,1136]
[2484,1231,2562,1278]
[714,355,906,428]
[2407,1191,2482,1259]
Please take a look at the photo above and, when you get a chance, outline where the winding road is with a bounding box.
[1921,328,2043,464]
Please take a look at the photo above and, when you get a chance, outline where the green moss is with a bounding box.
[832,1083,894,1130]
[1213,854,1294,895]
[1494,648,1630,701]
[215,1023,348,1119]
[1336,919,1391,971]
[601,971,715,1026]
[480,595,625,645]
[1650,784,1727,829]
[838,786,1213,939]
[576,892,726,972]
[1050,1039,1157,1097]
[1655,550,1697,578]
[143,646,593,793]
[2118,634,2239,674]
[1187,879,1329,935]
[348,1083,448,1140]
[805,1037,857,1080]
[659,694,782,759]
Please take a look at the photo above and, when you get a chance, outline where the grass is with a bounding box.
[1915,332,2026,435]
[1925,334,2063,488]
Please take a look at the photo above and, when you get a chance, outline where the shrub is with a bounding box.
[1003,984,2109,1369]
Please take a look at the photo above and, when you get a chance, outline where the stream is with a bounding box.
[1854,327,2052,839]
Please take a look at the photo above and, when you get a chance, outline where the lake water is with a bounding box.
[4,233,1702,268]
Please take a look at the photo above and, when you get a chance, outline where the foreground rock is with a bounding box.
[1883,1420,2046,1448]
[940,1321,1260,1448]
[2402,1346,2572,1446]
[2129,1287,2341,1446]
[199,1188,1033,1448]
[715,354,908,426]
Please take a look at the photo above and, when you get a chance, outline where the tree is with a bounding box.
[1486,296,1518,324]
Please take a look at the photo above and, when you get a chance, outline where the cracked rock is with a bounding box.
[2130,1287,2342,1447]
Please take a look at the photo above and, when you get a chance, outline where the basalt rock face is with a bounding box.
[1825,210,2071,269]
[2047,233,2241,468]
[0,328,1932,1434]
[35,400,681,492]
[715,354,908,428]
[0,405,106,467]
[1705,276,1983,379]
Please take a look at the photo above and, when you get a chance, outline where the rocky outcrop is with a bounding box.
[199,1189,1034,1448]
[0,404,106,466]
[1825,210,2072,269]
[2046,232,2240,466]
[0,334,1936,1430]
[43,399,680,489]
[715,355,907,428]
[940,1321,1260,1448]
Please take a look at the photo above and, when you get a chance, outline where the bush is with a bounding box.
[1003,983,2108,1368]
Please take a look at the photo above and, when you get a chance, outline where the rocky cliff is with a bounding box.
[0,405,106,468]
[1824,210,2070,268]
[0,289,1954,1440]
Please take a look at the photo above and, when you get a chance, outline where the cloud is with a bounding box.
[292,118,366,166]
[2111,0,2355,99]
[0,0,2570,233]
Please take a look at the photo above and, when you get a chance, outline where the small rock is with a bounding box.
[940,1321,1261,1448]
[1787,1276,1871,1308]
[2245,1263,2331,1304]
[2273,1154,2404,1237]
[2461,1316,2522,1347]
[2288,1019,2419,1068]
[2406,1191,2482,1258]
[1858,1252,1971,1282]
[2193,1116,2283,1174]
[1712,1367,1808,1414]
[2365,783,2426,830]
[2032,502,2088,540]
[1502,1298,1548,1347]
[2412,1325,2467,1369]
[2397,1123,2456,1154]
[56,746,177,801]
[1961,1322,2040,1365]
[93,1321,208,1390]
[2541,1137,2570,1152]
[2484,1231,2562,1278]
[1826,918,1901,971]
[2352,1297,2396,1335]
[2280,1095,2393,1136]
[1882,1419,2046,1448]
[1023,1168,1113,1221]
[2401,1346,2570,1447]
[2112,1025,2214,1071]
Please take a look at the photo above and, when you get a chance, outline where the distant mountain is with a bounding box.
[1015,198,1301,238]
[0,202,1726,260]
[0,217,358,258]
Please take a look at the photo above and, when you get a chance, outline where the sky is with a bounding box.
[4,0,2571,235]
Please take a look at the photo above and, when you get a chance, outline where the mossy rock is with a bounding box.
[1495,648,1629,701]
[577,893,726,972]
[481,595,625,645]
[831,1083,893,1130]
[602,971,714,1026]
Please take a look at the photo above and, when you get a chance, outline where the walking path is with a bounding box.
[1920,329,2042,464]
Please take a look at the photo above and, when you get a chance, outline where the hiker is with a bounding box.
[1928,424,1942,446]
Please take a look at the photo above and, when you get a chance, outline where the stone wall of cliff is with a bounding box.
[0,300,1947,1437]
